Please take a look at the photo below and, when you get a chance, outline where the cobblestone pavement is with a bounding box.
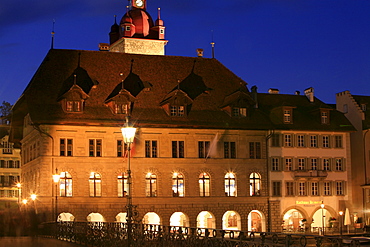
[0,237,81,247]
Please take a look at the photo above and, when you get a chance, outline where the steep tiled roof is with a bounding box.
[10,49,354,142]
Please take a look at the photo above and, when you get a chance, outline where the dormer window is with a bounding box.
[232,107,247,117]
[321,110,330,124]
[283,109,292,123]
[114,103,128,114]
[170,105,185,117]
[66,100,82,112]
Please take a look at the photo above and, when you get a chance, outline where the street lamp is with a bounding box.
[339,211,344,236]
[53,169,60,222]
[321,202,325,235]
[121,119,137,247]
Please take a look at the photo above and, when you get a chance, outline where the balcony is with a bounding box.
[293,170,328,178]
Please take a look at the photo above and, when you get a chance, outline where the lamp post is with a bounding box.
[53,169,60,222]
[121,119,137,247]
[321,202,325,235]
[339,211,344,236]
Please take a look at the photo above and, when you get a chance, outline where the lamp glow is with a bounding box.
[121,127,137,144]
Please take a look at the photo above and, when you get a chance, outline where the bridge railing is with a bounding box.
[38,221,362,247]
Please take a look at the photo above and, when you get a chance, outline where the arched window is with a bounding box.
[225,172,236,197]
[172,173,184,197]
[249,172,261,196]
[199,172,210,197]
[146,173,157,197]
[60,171,72,197]
[89,172,101,197]
[117,172,128,197]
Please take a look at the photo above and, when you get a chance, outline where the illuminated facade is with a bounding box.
[9,1,354,233]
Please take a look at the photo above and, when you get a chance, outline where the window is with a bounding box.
[272,158,279,171]
[298,182,306,196]
[285,158,293,171]
[298,158,306,170]
[172,141,184,158]
[272,181,281,196]
[362,104,367,112]
[60,172,72,197]
[323,181,331,196]
[310,135,318,148]
[321,110,329,124]
[310,158,318,170]
[117,140,127,157]
[172,173,184,197]
[125,26,131,31]
[311,182,319,196]
[89,139,102,157]
[284,134,292,147]
[284,109,292,123]
[198,141,210,158]
[249,173,261,196]
[114,103,128,114]
[227,213,238,228]
[146,173,157,197]
[224,142,236,159]
[89,172,101,197]
[334,135,343,148]
[336,181,344,195]
[1,141,12,154]
[117,173,128,197]
[60,139,73,156]
[249,142,261,159]
[271,134,280,147]
[335,158,343,171]
[232,107,247,117]
[170,105,185,117]
[297,135,305,147]
[225,173,236,197]
[199,172,210,197]
[322,135,329,148]
[145,140,158,158]
[323,158,331,171]
[343,104,348,113]
[66,100,81,112]
[286,181,294,196]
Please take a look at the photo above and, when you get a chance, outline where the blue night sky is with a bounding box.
[0,0,369,105]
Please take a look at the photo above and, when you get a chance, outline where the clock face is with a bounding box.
[135,0,144,8]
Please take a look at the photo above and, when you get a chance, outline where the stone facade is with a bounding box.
[110,37,168,55]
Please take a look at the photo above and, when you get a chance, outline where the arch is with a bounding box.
[170,212,189,227]
[57,212,75,222]
[116,212,127,222]
[225,172,236,197]
[142,212,160,225]
[87,212,105,222]
[247,210,266,232]
[282,209,304,232]
[222,211,241,230]
[311,205,334,233]
[249,172,261,196]
[197,211,216,229]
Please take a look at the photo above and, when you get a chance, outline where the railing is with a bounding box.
[38,221,364,247]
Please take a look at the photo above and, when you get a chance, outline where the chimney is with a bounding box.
[197,48,204,57]
[304,87,314,102]
[268,88,279,94]
[251,85,258,108]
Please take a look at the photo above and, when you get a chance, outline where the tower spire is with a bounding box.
[210,30,215,59]
[51,19,55,50]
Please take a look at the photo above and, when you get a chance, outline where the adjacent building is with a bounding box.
[336,91,370,227]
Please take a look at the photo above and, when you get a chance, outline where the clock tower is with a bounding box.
[132,0,146,9]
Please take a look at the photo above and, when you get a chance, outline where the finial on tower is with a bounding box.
[51,19,55,50]
[210,30,215,59]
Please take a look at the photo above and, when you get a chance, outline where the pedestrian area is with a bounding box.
[0,237,81,247]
